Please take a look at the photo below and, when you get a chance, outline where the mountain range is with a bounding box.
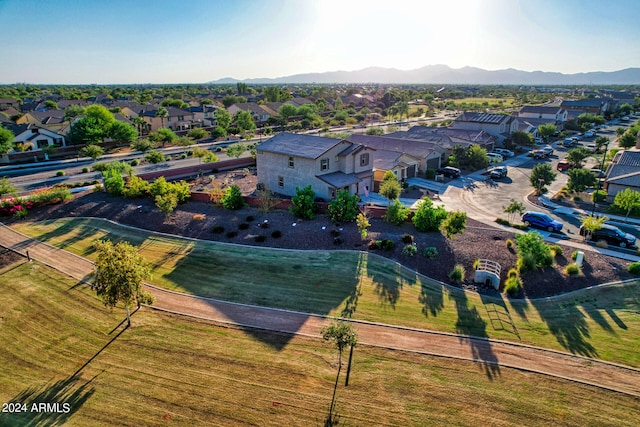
[210,65,640,85]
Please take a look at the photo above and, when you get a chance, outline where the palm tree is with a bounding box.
[132,116,147,135]
[156,106,168,129]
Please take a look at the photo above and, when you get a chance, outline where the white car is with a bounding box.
[492,148,514,158]
[486,153,504,164]
[584,131,594,138]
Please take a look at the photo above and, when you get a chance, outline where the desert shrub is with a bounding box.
[56,170,65,177]
[165,155,172,161]
[412,198,448,232]
[517,253,537,273]
[148,176,170,197]
[506,239,514,249]
[122,175,150,198]
[180,153,187,159]
[246,215,255,222]
[504,276,523,296]
[381,239,395,251]
[627,262,640,275]
[212,225,225,234]
[515,232,553,269]
[448,264,465,284]
[103,168,125,195]
[423,247,438,259]
[238,222,249,230]
[384,199,410,226]
[145,150,166,164]
[130,158,140,166]
[441,210,466,239]
[402,233,414,244]
[155,192,178,216]
[226,231,238,238]
[271,230,282,238]
[81,167,89,173]
[495,217,510,226]
[290,185,317,220]
[565,263,581,276]
[27,187,72,206]
[255,235,266,243]
[221,185,245,210]
[402,244,417,256]
[549,244,563,257]
[327,189,359,223]
[507,268,519,278]
[93,160,132,174]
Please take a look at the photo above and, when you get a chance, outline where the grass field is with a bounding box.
[1,260,639,426]
[12,218,640,368]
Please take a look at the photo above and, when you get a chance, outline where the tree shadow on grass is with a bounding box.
[367,256,413,310]
[340,253,367,318]
[479,292,520,339]
[418,280,444,318]
[452,289,501,380]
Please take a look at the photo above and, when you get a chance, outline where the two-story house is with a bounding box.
[256,132,375,200]
[561,98,610,116]
[450,112,516,138]
[518,106,568,122]
[142,107,196,132]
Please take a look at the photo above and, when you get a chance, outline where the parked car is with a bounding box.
[521,211,563,232]
[557,160,575,171]
[579,223,637,248]
[530,149,547,159]
[534,137,544,144]
[486,153,504,164]
[541,145,554,156]
[590,168,606,178]
[586,143,597,152]
[436,166,461,178]
[488,166,508,179]
[493,148,514,158]
[584,131,594,138]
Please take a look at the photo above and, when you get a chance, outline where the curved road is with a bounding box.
[1,223,639,397]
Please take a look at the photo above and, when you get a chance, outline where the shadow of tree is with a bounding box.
[605,308,628,330]
[452,289,501,380]
[1,374,97,427]
[480,293,520,339]
[368,261,408,310]
[341,253,367,318]
[419,281,444,318]
[530,298,598,358]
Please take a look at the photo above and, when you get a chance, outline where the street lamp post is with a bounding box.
[590,141,610,216]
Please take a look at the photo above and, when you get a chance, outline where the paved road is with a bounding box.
[2,223,639,397]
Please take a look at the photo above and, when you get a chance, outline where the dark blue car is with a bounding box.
[521,211,563,232]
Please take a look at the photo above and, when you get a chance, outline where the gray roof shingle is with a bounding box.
[258,132,345,159]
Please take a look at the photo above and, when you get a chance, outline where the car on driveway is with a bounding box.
[488,166,508,179]
[557,160,576,171]
[590,168,606,178]
[530,149,547,159]
[521,211,563,232]
[436,166,461,178]
[492,148,514,158]
[579,223,637,248]
[541,145,554,156]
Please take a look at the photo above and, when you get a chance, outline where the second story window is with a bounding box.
[321,158,329,171]
[360,153,369,166]
[278,176,284,188]
[288,156,294,168]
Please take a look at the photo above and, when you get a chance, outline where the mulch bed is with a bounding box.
[5,188,635,300]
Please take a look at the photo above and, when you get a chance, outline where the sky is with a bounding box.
[0,0,639,84]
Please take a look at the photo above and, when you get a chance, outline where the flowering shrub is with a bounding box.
[0,196,33,218]
[0,187,71,218]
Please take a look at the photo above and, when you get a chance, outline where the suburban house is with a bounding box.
[0,98,19,110]
[346,133,444,177]
[141,107,196,132]
[603,150,640,201]
[387,126,496,155]
[0,123,66,163]
[518,106,568,122]
[560,98,610,116]
[256,132,375,200]
[187,104,222,127]
[450,112,516,138]
[227,103,273,123]
[16,110,67,133]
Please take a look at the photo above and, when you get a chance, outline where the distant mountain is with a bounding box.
[209,65,640,85]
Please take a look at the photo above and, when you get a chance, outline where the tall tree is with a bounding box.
[614,188,640,219]
[566,147,590,168]
[155,106,168,129]
[215,108,231,130]
[277,103,298,125]
[63,104,85,122]
[0,126,15,155]
[537,124,557,142]
[580,215,608,241]
[132,116,147,135]
[91,240,153,326]
[234,110,256,134]
[530,163,557,194]
[567,168,597,192]
[109,121,138,143]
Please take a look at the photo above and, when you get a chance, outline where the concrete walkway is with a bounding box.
[1,222,639,397]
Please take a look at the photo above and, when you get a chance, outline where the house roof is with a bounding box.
[347,134,443,159]
[316,171,362,188]
[561,99,607,108]
[605,151,640,187]
[386,126,495,150]
[455,112,509,124]
[373,150,419,171]
[258,132,347,159]
[519,106,563,115]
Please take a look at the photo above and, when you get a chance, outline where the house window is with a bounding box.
[278,176,284,188]
[178,116,184,121]
[288,156,294,168]
[321,158,330,171]
[360,153,369,166]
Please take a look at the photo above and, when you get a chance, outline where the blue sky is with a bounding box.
[0,0,638,84]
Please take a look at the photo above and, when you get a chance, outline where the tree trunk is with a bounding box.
[125,305,131,327]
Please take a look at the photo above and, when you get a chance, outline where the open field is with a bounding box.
[449,97,518,107]
[1,260,639,426]
[12,217,640,368]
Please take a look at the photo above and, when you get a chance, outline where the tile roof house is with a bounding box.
[0,123,66,163]
[141,107,196,132]
[604,150,640,201]
[518,106,568,122]
[256,132,375,200]
[0,98,18,110]
[387,126,496,154]
[560,98,609,116]
[450,112,516,138]
[227,103,273,123]
[16,110,67,132]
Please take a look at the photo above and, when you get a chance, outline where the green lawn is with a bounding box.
[13,217,640,368]
[1,260,639,426]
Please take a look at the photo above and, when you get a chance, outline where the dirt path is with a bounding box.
[2,223,639,397]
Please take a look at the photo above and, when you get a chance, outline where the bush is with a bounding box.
[592,189,607,203]
[226,231,238,238]
[122,175,150,198]
[368,240,381,250]
[145,150,165,164]
[180,153,188,159]
[495,217,511,226]
[238,223,249,230]
[423,247,438,259]
[271,230,282,238]
[515,232,554,269]
[513,224,529,231]
[327,189,359,223]
[504,276,523,296]
[165,155,172,161]
[628,262,640,275]
[565,264,581,276]
[93,160,132,175]
[402,233,414,244]
[448,264,465,284]
[402,244,417,256]
[381,239,395,251]
[56,170,65,177]
[425,168,436,179]
[103,168,125,195]
[221,185,245,210]
[212,225,225,234]
[507,268,519,278]
[384,199,411,225]
[473,259,479,270]
[549,244,563,257]
[130,158,140,166]
[290,185,317,220]
[517,253,537,273]
[506,239,514,249]
[81,167,89,173]
[413,198,448,232]
[441,210,467,239]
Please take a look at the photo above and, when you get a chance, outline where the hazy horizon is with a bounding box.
[1,0,639,84]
